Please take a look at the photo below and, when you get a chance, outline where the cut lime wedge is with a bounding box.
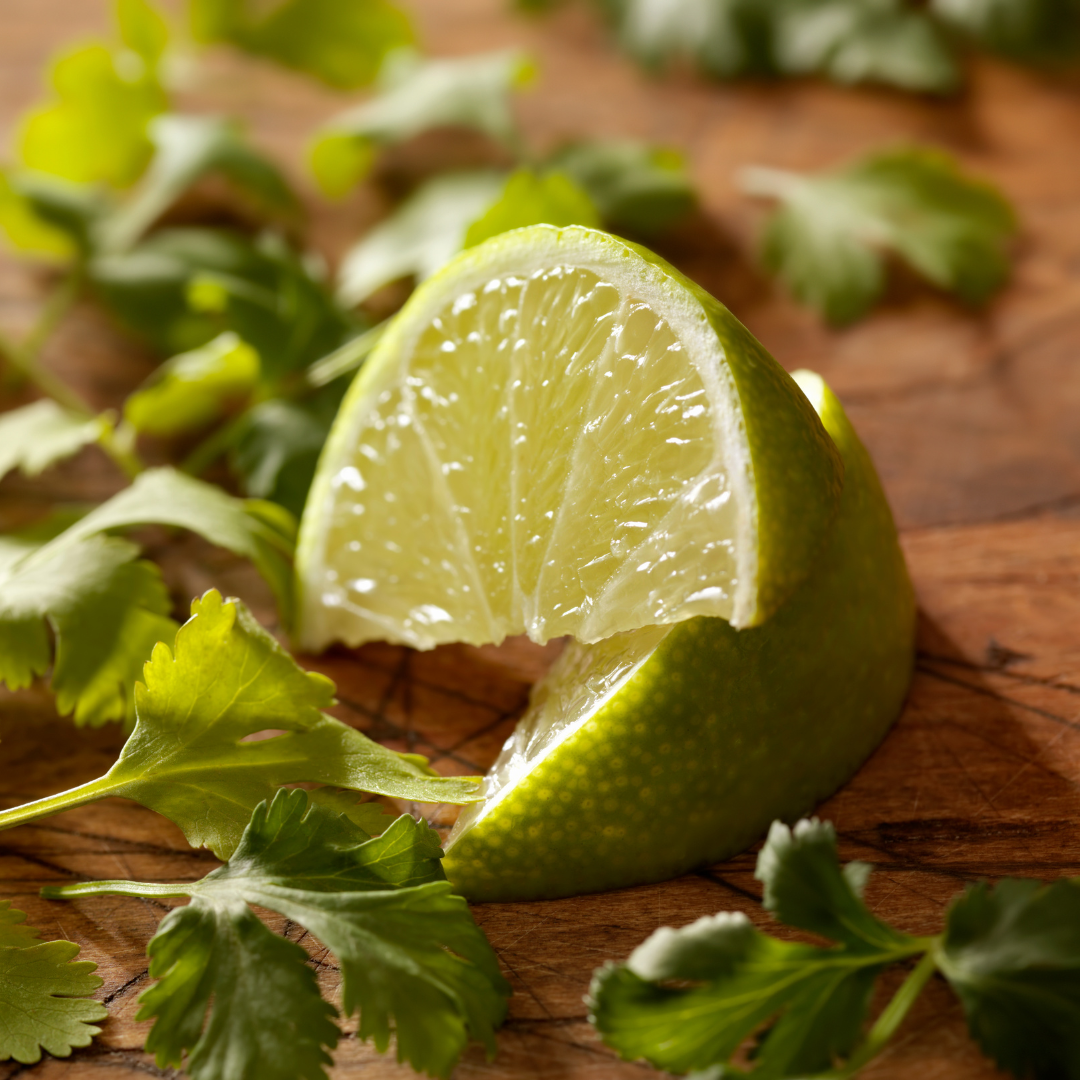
[296,226,842,651]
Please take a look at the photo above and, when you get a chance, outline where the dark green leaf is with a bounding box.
[756,818,914,953]
[124,331,260,436]
[545,139,695,234]
[0,902,107,1065]
[747,146,1017,324]
[139,901,339,1080]
[190,0,415,89]
[310,49,534,197]
[99,114,299,253]
[90,227,356,377]
[939,877,1080,1080]
[0,401,106,482]
[49,790,510,1078]
[932,0,1080,61]
[336,170,506,307]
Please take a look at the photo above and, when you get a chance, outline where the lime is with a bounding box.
[442,372,914,900]
[295,225,842,652]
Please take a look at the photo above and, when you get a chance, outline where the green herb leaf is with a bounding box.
[0,401,107,481]
[47,789,510,1078]
[91,227,355,376]
[337,170,507,307]
[745,146,1017,324]
[310,49,534,197]
[124,331,260,436]
[0,170,78,260]
[191,0,415,89]
[544,140,695,235]
[589,817,924,1076]
[99,115,299,253]
[116,0,171,71]
[463,168,602,248]
[601,0,777,79]
[0,902,107,1065]
[773,0,959,93]
[1,591,481,852]
[932,0,1080,61]
[938,877,1080,1080]
[18,39,167,189]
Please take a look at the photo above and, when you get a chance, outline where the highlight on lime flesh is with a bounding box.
[442,373,915,901]
[295,225,843,654]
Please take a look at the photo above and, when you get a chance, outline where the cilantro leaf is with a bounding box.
[601,0,776,79]
[938,877,1080,1080]
[0,903,107,1065]
[589,816,924,1076]
[116,0,171,71]
[0,170,78,260]
[191,0,415,89]
[774,0,959,93]
[932,0,1080,61]
[140,902,339,1080]
[462,169,601,248]
[336,170,507,307]
[310,49,534,197]
[18,35,168,189]
[545,139,695,235]
[0,900,43,949]
[46,789,510,1078]
[124,331,260,436]
[91,227,356,376]
[745,146,1017,324]
[2,591,481,852]
[99,115,300,253]
[0,400,107,481]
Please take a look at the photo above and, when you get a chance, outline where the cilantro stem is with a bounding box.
[181,408,254,476]
[0,775,125,834]
[738,165,806,201]
[41,879,191,900]
[833,945,939,1078]
[303,320,390,388]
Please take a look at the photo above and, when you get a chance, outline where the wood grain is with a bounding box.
[4,0,1080,1077]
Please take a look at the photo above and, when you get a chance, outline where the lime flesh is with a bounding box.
[442,372,915,901]
[296,226,842,652]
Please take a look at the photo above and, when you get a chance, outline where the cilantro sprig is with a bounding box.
[0,901,108,1065]
[44,788,511,1079]
[589,817,1080,1080]
[742,147,1017,325]
[0,590,481,854]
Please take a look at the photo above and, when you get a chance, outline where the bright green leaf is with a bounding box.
[18,42,167,188]
[0,171,77,260]
[774,0,959,93]
[939,877,1080,1080]
[0,401,106,482]
[0,903,107,1065]
[99,115,299,253]
[190,0,415,89]
[116,0,171,70]
[545,140,695,234]
[463,168,601,248]
[336,170,507,307]
[310,49,533,197]
[746,146,1017,324]
[124,331,260,436]
[47,789,509,1078]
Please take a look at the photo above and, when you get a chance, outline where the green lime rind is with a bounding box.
[443,372,914,901]
[296,225,842,648]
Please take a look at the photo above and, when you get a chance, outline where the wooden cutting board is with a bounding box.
[4,1,1080,1077]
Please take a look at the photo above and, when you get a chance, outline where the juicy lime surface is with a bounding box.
[296,225,841,652]
[442,373,915,901]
